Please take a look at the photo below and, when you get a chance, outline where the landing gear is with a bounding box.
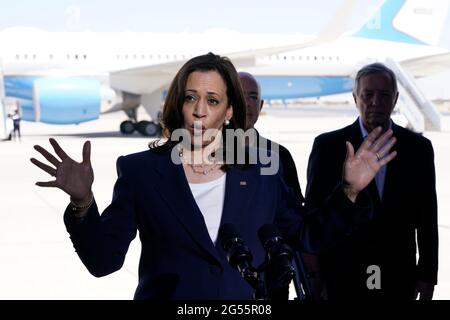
[136,120,160,136]
[120,120,136,134]
[119,120,161,136]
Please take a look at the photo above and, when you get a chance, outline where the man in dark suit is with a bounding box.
[239,71,326,299]
[305,63,438,300]
[239,71,303,202]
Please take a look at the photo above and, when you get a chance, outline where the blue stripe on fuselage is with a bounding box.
[255,76,354,100]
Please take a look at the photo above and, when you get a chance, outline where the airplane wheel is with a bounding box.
[120,120,136,134]
[137,121,159,137]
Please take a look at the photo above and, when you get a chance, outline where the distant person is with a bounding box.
[31,53,396,300]
[305,62,438,300]
[239,72,304,202]
[12,109,21,141]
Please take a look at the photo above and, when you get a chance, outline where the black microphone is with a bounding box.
[218,224,266,299]
[258,224,295,300]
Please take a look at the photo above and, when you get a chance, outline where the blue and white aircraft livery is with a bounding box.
[1,0,449,136]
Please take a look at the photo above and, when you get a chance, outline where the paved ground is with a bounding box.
[0,104,448,299]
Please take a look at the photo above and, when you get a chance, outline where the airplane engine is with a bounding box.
[32,78,101,124]
[5,76,101,124]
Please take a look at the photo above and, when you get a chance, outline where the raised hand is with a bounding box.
[30,138,94,203]
[343,127,397,202]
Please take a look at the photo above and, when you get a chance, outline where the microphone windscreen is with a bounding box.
[218,224,241,251]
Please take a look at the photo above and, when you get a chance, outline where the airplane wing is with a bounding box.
[109,61,183,95]
[400,51,450,78]
[110,0,358,95]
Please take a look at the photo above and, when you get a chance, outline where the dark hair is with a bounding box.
[353,62,398,94]
[151,52,246,150]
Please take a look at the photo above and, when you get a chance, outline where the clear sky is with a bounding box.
[0,0,382,34]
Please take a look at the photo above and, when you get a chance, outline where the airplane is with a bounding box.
[1,0,449,137]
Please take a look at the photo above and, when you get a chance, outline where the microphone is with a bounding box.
[218,224,265,299]
[258,224,295,300]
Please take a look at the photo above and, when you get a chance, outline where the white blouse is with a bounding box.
[188,174,226,243]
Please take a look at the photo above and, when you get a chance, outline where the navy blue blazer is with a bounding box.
[64,146,370,299]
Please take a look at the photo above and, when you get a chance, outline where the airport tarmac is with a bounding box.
[0,104,449,300]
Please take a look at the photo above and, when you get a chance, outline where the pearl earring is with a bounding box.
[224,118,230,126]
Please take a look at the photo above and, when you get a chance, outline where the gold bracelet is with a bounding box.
[70,193,94,211]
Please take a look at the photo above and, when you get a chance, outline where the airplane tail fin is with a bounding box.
[351,0,450,47]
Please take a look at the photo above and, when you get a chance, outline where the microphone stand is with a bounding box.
[237,264,267,300]
[292,251,313,300]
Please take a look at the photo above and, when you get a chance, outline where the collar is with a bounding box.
[358,117,392,138]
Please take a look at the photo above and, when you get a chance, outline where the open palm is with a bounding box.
[31,138,93,202]
[343,127,397,196]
